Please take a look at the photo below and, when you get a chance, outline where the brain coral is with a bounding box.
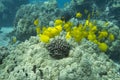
[46,39,71,59]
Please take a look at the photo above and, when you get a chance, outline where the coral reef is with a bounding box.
[0,36,120,80]
[65,0,120,26]
[13,1,61,41]
[1,19,120,80]
[108,40,120,62]
[0,46,9,64]
[13,0,120,42]
[13,4,40,41]
[0,0,120,80]
[94,20,120,62]
[106,25,120,62]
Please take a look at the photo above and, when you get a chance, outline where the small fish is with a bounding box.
[36,26,41,35]
[76,12,82,18]
[12,36,17,43]
[34,19,39,26]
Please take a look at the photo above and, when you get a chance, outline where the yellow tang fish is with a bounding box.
[34,19,39,26]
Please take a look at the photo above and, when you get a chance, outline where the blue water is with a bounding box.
[28,0,47,3]
[28,0,71,8]
[57,0,71,8]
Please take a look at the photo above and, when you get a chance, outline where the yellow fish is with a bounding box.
[34,19,39,26]
[76,12,82,18]
[12,36,17,43]
[36,27,41,35]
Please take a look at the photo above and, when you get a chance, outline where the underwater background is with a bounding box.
[0,0,120,80]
